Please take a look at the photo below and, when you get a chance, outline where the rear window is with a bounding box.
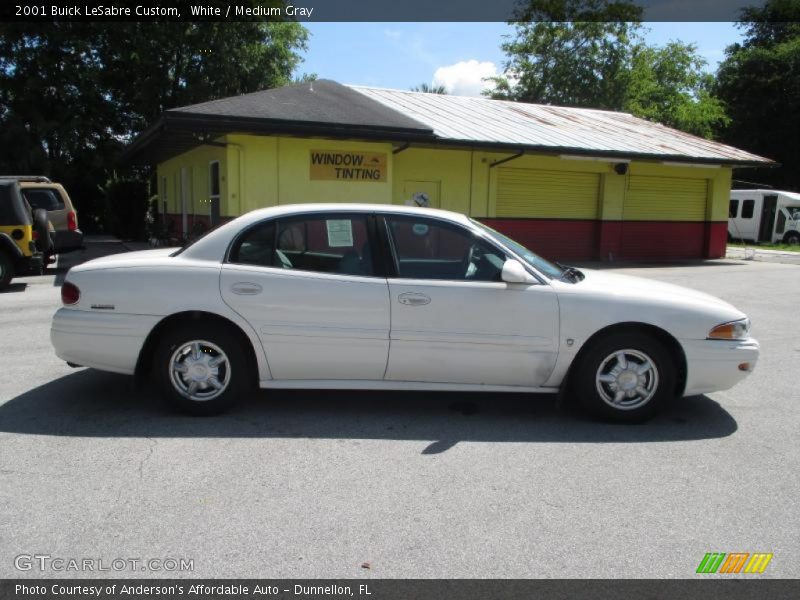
[22,188,65,211]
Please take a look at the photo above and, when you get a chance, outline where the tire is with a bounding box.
[0,251,13,290]
[154,322,251,416]
[32,208,53,253]
[573,331,676,423]
[783,231,800,246]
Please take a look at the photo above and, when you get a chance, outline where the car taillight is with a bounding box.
[32,230,39,240]
[67,211,77,231]
[61,282,80,305]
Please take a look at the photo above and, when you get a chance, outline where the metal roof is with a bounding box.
[349,85,774,167]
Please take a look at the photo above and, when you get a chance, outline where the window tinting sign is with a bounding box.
[310,150,387,182]
[326,219,354,247]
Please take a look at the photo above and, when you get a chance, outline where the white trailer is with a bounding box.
[729,189,800,245]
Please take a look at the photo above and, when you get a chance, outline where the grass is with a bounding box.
[728,242,800,253]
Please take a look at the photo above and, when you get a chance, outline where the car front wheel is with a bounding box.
[155,323,250,415]
[783,231,800,245]
[574,332,675,423]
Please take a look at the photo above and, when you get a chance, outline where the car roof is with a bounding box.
[239,203,471,221]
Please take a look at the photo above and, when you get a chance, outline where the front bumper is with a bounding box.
[50,308,160,375]
[681,337,760,396]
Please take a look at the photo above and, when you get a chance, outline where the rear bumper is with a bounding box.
[53,229,84,253]
[682,337,760,396]
[50,308,160,375]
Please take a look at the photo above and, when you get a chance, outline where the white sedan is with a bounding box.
[51,204,759,422]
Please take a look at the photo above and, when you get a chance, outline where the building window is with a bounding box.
[741,199,755,219]
[729,199,739,218]
[209,161,220,199]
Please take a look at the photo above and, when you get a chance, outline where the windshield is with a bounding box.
[469,219,565,279]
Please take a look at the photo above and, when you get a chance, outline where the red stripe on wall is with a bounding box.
[481,219,598,262]
[162,213,233,240]
[706,222,728,259]
[618,221,706,260]
[482,219,726,262]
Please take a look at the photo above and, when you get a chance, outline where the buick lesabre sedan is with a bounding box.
[51,204,759,422]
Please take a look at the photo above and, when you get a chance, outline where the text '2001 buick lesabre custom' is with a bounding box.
[51,204,759,422]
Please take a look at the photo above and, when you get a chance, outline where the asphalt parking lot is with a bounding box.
[1,243,798,579]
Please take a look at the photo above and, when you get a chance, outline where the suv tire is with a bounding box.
[0,251,12,290]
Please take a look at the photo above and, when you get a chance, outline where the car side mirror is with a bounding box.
[501,259,536,284]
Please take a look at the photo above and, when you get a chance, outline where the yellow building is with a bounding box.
[124,80,773,261]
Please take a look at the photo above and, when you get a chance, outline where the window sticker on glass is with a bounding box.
[326,219,354,247]
[412,223,429,236]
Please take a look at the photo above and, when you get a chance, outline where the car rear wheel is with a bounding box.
[155,323,250,415]
[574,332,675,423]
[0,252,13,290]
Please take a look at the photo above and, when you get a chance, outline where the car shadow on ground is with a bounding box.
[0,370,737,452]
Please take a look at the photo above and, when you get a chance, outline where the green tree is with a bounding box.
[490,0,731,139]
[0,17,308,232]
[97,20,308,135]
[489,0,644,109]
[411,83,447,94]
[625,41,729,139]
[715,0,800,189]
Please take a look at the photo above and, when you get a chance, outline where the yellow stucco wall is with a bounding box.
[156,135,733,223]
[156,145,227,217]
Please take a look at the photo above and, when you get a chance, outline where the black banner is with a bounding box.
[2,579,799,600]
[1,0,772,23]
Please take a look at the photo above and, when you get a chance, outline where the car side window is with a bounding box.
[385,216,506,282]
[230,215,374,277]
[741,200,755,219]
[22,189,65,211]
[229,221,276,267]
[729,199,739,218]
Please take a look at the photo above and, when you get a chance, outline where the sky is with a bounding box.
[298,22,743,96]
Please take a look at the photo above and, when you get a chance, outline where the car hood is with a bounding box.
[572,268,744,318]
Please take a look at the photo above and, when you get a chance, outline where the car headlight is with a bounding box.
[708,318,750,340]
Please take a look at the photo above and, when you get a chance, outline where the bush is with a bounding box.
[104,179,148,241]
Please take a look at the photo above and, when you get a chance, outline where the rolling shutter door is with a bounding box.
[496,168,600,219]
[621,175,709,259]
[493,168,601,261]
[623,175,707,221]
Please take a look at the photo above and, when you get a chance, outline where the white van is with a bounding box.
[729,189,800,245]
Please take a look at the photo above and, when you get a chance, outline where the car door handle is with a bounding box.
[398,292,431,306]
[231,282,263,295]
